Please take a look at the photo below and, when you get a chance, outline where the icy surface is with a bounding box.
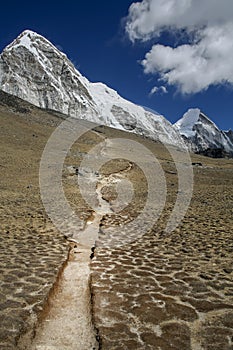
[174,108,200,138]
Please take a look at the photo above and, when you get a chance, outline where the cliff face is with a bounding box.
[174,109,233,157]
[0,30,96,116]
[225,129,233,144]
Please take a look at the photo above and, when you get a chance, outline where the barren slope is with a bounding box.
[0,91,233,350]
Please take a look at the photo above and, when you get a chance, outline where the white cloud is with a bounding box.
[160,86,168,94]
[150,86,159,95]
[125,0,233,94]
[149,85,168,96]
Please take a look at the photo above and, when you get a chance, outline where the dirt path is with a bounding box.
[31,244,98,350]
[30,142,117,350]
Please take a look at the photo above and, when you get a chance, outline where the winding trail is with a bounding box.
[31,139,132,350]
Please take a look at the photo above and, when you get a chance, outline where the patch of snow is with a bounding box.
[141,105,161,116]
[174,108,200,138]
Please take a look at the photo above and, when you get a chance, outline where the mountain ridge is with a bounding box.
[0,30,232,157]
[0,30,184,149]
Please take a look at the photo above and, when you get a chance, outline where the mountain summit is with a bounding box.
[174,109,233,157]
[0,30,183,147]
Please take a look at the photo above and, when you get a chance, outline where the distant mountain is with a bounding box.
[0,30,183,148]
[174,108,233,157]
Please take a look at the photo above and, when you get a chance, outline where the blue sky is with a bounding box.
[0,0,232,130]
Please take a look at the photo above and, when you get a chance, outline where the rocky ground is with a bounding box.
[0,92,233,349]
[0,95,70,349]
[89,131,233,349]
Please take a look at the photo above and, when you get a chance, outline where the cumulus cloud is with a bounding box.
[125,0,233,94]
[149,85,168,96]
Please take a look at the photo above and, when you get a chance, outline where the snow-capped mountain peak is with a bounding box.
[0,30,232,157]
[0,29,184,147]
[174,108,233,156]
